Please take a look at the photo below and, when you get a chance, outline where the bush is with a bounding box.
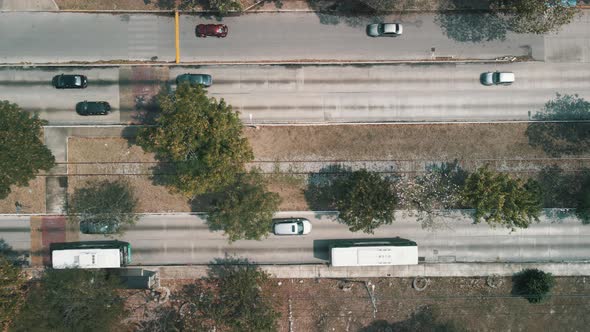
[513,268,555,303]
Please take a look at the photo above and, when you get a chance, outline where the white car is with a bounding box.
[367,23,403,37]
[272,218,312,235]
[481,71,515,86]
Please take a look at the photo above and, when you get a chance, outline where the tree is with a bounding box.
[11,269,125,332]
[493,0,579,34]
[358,0,396,12]
[513,268,555,303]
[0,255,26,331]
[67,179,138,235]
[179,0,243,14]
[526,94,590,156]
[461,167,543,229]
[576,180,590,224]
[0,100,55,199]
[137,83,253,197]
[335,169,397,233]
[398,162,466,229]
[178,257,279,331]
[207,170,281,242]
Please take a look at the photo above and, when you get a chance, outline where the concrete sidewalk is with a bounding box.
[154,262,590,279]
[0,0,57,11]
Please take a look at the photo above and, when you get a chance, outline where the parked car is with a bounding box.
[272,218,312,235]
[80,220,120,234]
[76,101,111,115]
[480,71,515,86]
[176,73,213,87]
[367,23,403,37]
[196,24,228,38]
[52,74,87,89]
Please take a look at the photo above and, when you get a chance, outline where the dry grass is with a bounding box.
[0,178,46,214]
[245,123,548,161]
[65,123,584,212]
[67,137,191,213]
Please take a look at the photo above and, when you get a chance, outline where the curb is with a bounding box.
[3,6,590,14]
[0,57,528,67]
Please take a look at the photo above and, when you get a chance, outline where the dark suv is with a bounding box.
[52,74,88,89]
[76,101,111,115]
[176,73,212,87]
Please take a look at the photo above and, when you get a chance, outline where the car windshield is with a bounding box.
[75,76,81,85]
[297,222,303,234]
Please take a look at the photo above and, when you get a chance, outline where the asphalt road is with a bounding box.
[3,11,590,63]
[2,212,587,266]
[2,63,590,124]
[106,212,590,265]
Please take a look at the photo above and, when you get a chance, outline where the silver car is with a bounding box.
[272,218,312,235]
[367,23,403,37]
[481,71,515,86]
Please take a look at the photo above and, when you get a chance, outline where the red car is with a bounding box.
[196,24,228,38]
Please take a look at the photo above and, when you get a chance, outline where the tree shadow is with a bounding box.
[0,239,29,267]
[526,94,590,156]
[358,306,464,332]
[435,10,508,43]
[307,0,386,27]
[303,164,352,212]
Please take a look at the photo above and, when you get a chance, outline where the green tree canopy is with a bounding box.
[335,169,398,233]
[137,83,253,197]
[0,101,55,199]
[0,255,26,331]
[67,179,138,235]
[179,257,279,331]
[11,269,125,332]
[207,170,281,242]
[513,268,555,303]
[576,178,590,224]
[526,94,590,156]
[493,0,579,34]
[462,167,543,229]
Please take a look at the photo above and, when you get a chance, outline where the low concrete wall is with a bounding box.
[152,262,590,279]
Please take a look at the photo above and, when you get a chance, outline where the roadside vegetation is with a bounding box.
[0,245,26,331]
[512,268,556,303]
[207,170,281,242]
[11,269,126,332]
[0,101,55,200]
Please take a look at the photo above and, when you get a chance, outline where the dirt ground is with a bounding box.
[0,178,46,214]
[65,123,589,212]
[54,0,492,11]
[55,0,259,10]
[126,276,590,332]
[244,123,552,161]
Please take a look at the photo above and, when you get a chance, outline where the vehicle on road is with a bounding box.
[273,218,312,235]
[196,24,228,38]
[176,73,213,87]
[76,101,111,115]
[367,23,403,37]
[52,74,87,89]
[50,240,132,269]
[80,220,120,235]
[329,237,418,267]
[480,71,515,86]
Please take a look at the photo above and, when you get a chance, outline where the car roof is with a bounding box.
[382,23,400,33]
[274,222,298,234]
[497,72,515,82]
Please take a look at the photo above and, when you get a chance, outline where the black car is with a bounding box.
[76,101,111,115]
[52,74,88,89]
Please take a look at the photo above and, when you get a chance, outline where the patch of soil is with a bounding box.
[244,123,550,162]
[127,276,590,332]
[67,137,191,213]
[0,178,46,214]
